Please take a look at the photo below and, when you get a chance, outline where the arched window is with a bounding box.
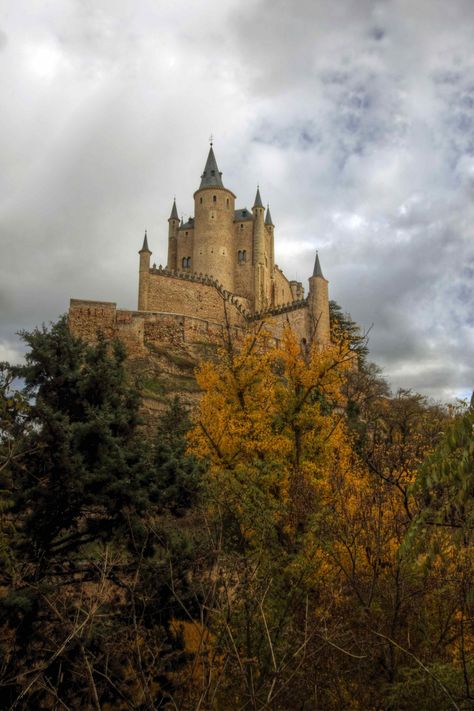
[238,250,246,264]
[182,256,191,269]
[226,198,229,208]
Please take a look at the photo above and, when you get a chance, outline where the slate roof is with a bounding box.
[199,146,224,188]
[234,208,254,221]
[169,199,179,220]
[253,186,264,208]
[265,205,274,226]
[140,231,150,252]
[313,252,324,278]
[179,217,195,230]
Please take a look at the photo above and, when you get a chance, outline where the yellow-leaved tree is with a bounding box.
[186,322,360,709]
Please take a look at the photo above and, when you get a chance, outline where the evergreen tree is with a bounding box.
[0,318,206,710]
[10,316,155,564]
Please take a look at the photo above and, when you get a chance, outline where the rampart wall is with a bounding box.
[144,267,250,324]
[69,299,247,357]
[251,299,309,342]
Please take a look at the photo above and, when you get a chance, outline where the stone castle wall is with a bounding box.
[69,298,247,357]
[233,218,255,303]
[144,268,250,324]
[176,227,194,271]
[273,265,294,306]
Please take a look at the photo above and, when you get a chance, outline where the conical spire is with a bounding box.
[265,204,273,226]
[199,145,224,188]
[253,186,264,209]
[169,198,179,220]
[140,230,150,253]
[313,251,324,278]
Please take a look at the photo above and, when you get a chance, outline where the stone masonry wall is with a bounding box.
[259,303,309,342]
[274,265,294,306]
[145,269,250,324]
[193,186,236,292]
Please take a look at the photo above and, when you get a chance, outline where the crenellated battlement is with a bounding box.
[251,298,308,322]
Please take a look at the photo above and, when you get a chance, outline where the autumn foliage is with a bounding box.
[0,317,472,709]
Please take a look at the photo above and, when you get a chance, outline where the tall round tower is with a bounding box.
[308,252,330,346]
[253,187,266,312]
[167,198,179,270]
[192,145,236,291]
[138,231,151,310]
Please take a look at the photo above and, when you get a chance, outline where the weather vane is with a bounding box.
[209,134,214,146]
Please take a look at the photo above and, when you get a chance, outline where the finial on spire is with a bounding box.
[312,251,324,278]
[209,133,214,146]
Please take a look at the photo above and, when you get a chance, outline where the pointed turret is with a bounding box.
[139,230,151,253]
[193,143,236,291]
[265,204,273,226]
[138,231,151,310]
[313,251,324,278]
[253,186,264,209]
[169,199,179,221]
[199,146,224,188]
[308,250,330,347]
[167,201,180,271]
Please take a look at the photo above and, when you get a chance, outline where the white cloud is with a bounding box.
[0,0,473,401]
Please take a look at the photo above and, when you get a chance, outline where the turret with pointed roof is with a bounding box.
[167,199,179,270]
[253,186,264,209]
[139,230,151,253]
[193,143,236,290]
[313,251,324,278]
[199,146,224,189]
[308,250,330,346]
[168,198,179,221]
[138,231,151,310]
[265,205,273,226]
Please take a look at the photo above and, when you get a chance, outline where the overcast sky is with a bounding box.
[1,0,473,402]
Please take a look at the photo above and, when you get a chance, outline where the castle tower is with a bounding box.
[265,204,275,306]
[253,187,266,311]
[192,145,236,291]
[167,199,179,270]
[308,252,330,346]
[138,231,151,310]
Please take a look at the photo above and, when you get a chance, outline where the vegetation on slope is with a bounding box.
[0,315,472,709]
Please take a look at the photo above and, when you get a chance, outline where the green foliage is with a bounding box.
[152,396,205,515]
[412,392,474,535]
[0,318,207,710]
[330,299,369,363]
[10,316,155,561]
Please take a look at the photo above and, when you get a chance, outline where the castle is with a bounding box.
[69,145,330,352]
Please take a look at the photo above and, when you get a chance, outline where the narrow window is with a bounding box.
[213,195,217,203]
[185,231,188,236]
[182,257,187,268]
[240,224,244,229]
[200,197,203,204]
[226,198,229,207]
[187,257,191,268]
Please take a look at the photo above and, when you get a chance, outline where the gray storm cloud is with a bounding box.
[0,0,473,402]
